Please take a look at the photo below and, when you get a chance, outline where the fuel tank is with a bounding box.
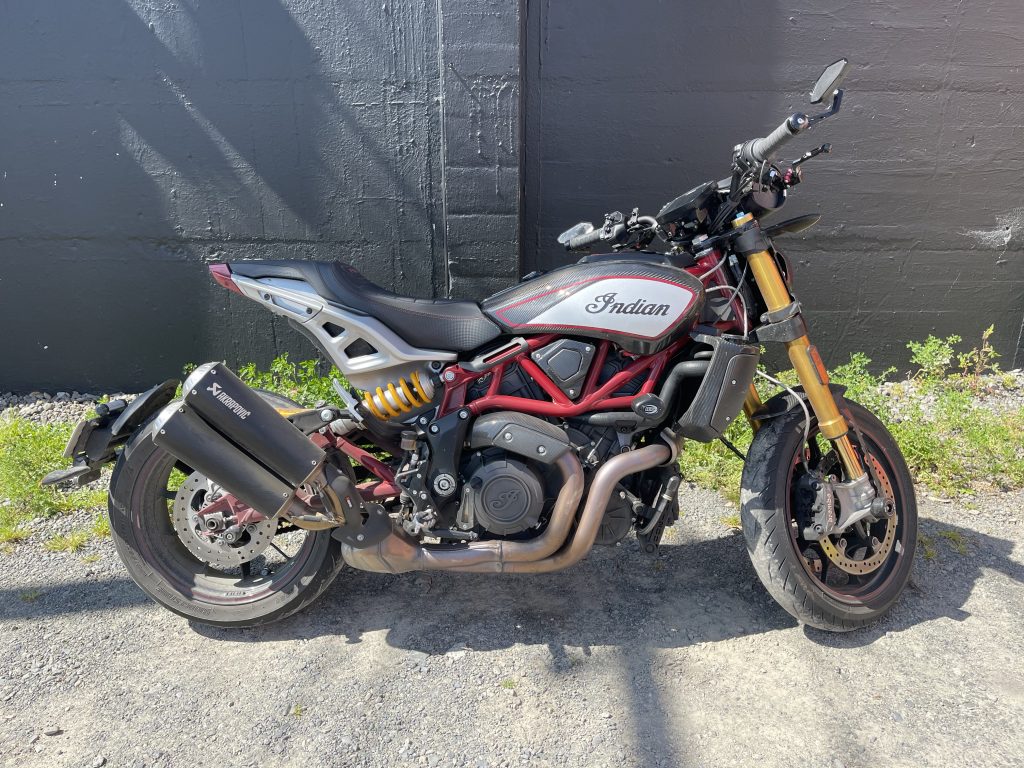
[481,259,705,354]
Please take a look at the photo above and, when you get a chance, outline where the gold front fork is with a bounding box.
[743,244,865,480]
[742,383,762,432]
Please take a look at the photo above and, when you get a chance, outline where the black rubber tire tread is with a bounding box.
[740,396,917,632]
[107,398,346,628]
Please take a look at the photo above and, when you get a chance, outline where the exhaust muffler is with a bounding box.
[181,362,325,486]
[152,362,395,548]
[153,402,298,518]
[152,362,325,519]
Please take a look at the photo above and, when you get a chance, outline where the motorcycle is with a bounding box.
[46,59,916,630]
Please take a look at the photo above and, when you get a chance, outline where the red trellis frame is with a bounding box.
[438,334,690,419]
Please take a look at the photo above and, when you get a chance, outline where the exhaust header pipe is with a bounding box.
[341,441,670,574]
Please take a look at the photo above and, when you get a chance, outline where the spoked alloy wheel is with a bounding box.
[740,397,917,631]
[108,416,345,627]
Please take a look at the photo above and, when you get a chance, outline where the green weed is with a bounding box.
[907,334,961,384]
[918,534,937,561]
[44,530,89,553]
[938,529,968,555]
[237,354,347,408]
[0,418,107,546]
[19,589,42,603]
[500,678,517,689]
[957,325,1000,390]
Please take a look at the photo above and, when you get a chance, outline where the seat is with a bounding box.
[229,260,502,353]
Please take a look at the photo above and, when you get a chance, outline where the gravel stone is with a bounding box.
[1,389,1023,767]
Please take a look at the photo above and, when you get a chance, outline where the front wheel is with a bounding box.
[740,396,917,631]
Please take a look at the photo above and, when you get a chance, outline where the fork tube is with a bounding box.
[745,247,865,479]
[742,384,763,431]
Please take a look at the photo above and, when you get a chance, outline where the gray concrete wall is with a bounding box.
[0,0,519,391]
[523,0,1024,372]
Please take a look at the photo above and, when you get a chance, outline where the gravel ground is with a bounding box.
[2,390,1023,767]
[1,483,1021,768]
[0,392,116,425]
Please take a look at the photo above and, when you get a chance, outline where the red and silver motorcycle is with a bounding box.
[49,59,916,630]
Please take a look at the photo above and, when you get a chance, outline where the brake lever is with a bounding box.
[792,143,833,168]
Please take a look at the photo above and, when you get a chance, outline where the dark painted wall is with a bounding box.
[524,0,1024,372]
[3,1,1023,391]
[0,0,519,391]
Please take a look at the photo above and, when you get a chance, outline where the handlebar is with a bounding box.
[567,227,607,251]
[740,113,809,164]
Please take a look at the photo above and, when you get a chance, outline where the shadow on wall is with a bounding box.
[0,0,442,392]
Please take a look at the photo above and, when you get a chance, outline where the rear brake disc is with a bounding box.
[172,472,277,570]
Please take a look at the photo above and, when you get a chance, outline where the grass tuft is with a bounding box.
[918,533,937,561]
[719,514,741,530]
[938,529,968,555]
[90,512,111,538]
[680,327,1024,501]
[44,530,89,553]
[0,526,30,545]
[19,589,42,602]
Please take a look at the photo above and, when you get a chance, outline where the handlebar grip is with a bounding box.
[566,227,606,251]
[743,114,808,163]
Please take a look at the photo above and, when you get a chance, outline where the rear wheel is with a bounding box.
[740,397,917,631]
[107,394,345,627]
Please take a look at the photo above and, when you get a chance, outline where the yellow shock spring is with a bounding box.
[362,370,434,420]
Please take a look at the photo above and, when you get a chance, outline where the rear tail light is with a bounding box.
[209,263,242,295]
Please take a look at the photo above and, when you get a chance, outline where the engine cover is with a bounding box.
[461,453,545,535]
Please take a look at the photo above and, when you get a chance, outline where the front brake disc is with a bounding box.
[172,472,277,570]
[819,454,897,575]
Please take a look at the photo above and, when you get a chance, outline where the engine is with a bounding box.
[393,339,667,543]
[458,451,546,535]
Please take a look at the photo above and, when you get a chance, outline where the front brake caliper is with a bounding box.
[796,472,836,541]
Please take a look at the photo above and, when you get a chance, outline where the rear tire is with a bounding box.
[740,396,917,631]
[108,397,346,627]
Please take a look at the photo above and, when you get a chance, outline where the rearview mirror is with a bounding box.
[557,222,594,245]
[810,59,849,104]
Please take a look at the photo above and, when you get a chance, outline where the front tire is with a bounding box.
[740,396,917,631]
[108,411,346,628]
